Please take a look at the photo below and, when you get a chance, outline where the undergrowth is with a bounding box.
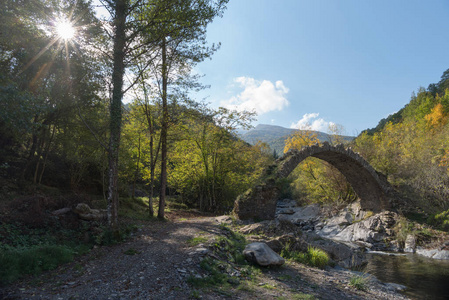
[187,223,260,291]
[0,245,74,284]
[0,214,138,285]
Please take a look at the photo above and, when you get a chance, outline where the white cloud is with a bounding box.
[221,77,289,115]
[290,113,335,132]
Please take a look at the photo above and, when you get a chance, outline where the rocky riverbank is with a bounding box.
[275,199,449,261]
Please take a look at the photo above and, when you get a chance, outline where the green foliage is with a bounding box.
[281,245,329,269]
[168,109,271,213]
[349,274,369,291]
[430,209,449,231]
[0,245,73,285]
[288,157,356,205]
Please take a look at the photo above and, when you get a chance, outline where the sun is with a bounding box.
[56,20,75,40]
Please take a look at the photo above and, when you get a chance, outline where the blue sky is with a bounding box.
[195,0,449,135]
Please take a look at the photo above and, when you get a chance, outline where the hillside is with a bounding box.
[240,124,354,155]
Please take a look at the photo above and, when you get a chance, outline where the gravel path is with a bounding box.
[1,216,410,300]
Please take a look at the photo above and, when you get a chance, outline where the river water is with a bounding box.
[364,252,449,299]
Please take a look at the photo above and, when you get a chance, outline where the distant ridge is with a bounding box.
[240,124,354,155]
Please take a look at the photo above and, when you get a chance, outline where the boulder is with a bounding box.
[73,203,107,221]
[243,242,285,267]
[403,234,416,253]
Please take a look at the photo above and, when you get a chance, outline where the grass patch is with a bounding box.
[187,236,208,247]
[260,283,276,290]
[281,245,329,269]
[349,274,369,291]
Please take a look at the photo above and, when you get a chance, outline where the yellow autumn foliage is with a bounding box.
[284,129,319,153]
[425,103,447,128]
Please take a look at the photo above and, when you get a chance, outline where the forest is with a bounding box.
[1,0,449,292]
[0,0,273,223]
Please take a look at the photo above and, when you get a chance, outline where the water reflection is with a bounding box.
[364,253,449,300]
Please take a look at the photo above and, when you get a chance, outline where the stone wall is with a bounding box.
[233,142,395,220]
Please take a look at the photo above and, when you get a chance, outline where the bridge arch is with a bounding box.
[233,142,393,220]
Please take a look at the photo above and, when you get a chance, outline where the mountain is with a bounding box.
[240,124,354,155]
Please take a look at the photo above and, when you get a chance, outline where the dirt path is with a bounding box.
[1,216,409,300]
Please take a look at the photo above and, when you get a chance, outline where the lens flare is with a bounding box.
[56,20,75,40]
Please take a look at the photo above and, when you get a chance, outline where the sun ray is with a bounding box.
[19,37,60,75]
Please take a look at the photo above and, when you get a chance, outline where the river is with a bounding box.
[364,252,449,300]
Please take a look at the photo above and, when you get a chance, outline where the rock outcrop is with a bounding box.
[277,199,449,260]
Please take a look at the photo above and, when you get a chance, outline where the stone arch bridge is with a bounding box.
[233,142,394,220]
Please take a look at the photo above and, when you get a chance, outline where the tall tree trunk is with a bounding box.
[132,133,141,199]
[33,128,47,185]
[107,0,127,230]
[38,124,56,185]
[21,115,39,182]
[142,81,157,217]
[158,37,168,219]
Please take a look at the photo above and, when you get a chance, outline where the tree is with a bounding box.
[168,106,265,212]
[139,0,228,218]
[96,0,228,226]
